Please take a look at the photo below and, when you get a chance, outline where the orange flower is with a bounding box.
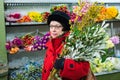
[96,6,118,22]
[9,47,19,54]
[106,6,118,19]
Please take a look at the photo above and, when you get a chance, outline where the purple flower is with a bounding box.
[110,36,120,44]
[34,35,41,42]
[12,37,23,47]
[31,32,50,51]
[5,41,13,50]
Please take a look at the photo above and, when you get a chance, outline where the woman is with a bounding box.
[41,11,94,80]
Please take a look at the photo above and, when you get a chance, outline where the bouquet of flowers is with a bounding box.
[48,0,118,80]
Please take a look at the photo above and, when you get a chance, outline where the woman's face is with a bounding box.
[49,21,64,38]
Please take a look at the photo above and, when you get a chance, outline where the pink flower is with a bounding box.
[5,41,13,50]
[110,36,120,44]
[80,2,91,15]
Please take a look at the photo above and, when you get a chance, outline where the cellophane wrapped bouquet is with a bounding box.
[48,0,119,80]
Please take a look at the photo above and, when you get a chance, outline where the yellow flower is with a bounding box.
[95,6,107,21]
[73,6,82,16]
[106,40,114,49]
[96,6,118,21]
[28,12,43,22]
[104,35,110,40]
[106,6,118,19]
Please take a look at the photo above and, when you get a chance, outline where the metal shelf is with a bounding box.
[6,22,47,26]
[95,70,120,76]
[104,19,120,22]
[8,50,45,69]
[4,3,52,6]
[4,0,120,3]
[4,0,77,3]
[4,0,77,6]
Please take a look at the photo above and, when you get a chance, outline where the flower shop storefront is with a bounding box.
[1,0,120,80]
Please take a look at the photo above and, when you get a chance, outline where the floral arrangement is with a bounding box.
[90,57,114,73]
[90,33,120,73]
[5,32,50,54]
[48,0,119,80]
[31,33,50,51]
[5,12,22,22]
[41,12,50,22]
[17,15,32,23]
[50,4,70,15]
[6,37,22,54]
[6,11,50,23]
[96,6,118,22]
[10,60,42,80]
[5,12,36,23]
[28,11,43,22]
[27,11,50,22]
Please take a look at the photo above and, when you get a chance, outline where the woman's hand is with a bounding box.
[54,58,65,70]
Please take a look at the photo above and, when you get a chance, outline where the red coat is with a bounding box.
[41,32,90,80]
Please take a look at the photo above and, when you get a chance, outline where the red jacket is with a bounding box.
[41,32,90,80]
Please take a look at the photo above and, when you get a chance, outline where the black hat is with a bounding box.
[47,11,70,31]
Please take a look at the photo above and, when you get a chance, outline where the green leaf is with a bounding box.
[101,49,114,62]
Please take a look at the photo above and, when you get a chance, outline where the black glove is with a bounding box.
[54,58,65,70]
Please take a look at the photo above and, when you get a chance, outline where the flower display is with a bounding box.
[48,1,116,79]
[17,15,32,23]
[10,61,42,80]
[90,57,114,73]
[31,32,50,51]
[21,34,34,46]
[5,32,50,54]
[5,37,23,54]
[5,12,22,22]
[9,47,20,54]
[5,11,50,23]
[12,37,23,47]
[28,11,43,22]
